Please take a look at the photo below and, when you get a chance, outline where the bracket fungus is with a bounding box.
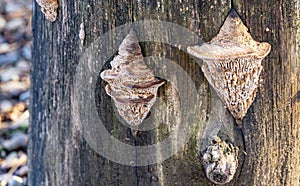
[187,9,271,126]
[202,136,239,185]
[36,0,58,22]
[100,29,164,127]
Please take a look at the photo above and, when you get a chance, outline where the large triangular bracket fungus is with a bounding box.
[188,9,271,126]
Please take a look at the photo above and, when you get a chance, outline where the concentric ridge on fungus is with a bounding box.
[187,9,271,125]
[100,29,164,126]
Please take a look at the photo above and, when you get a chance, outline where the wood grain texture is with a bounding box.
[233,0,300,185]
[29,0,300,185]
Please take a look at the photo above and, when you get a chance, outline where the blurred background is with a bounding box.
[0,0,32,185]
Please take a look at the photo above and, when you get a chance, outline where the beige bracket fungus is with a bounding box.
[187,9,271,126]
[36,0,58,22]
[100,29,164,127]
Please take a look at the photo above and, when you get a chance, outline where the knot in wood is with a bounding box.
[202,136,239,185]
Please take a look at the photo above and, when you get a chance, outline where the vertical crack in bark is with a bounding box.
[236,126,246,182]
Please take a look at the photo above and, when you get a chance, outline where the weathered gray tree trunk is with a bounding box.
[29,0,300,185]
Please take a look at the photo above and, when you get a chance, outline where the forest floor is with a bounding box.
[0,0,32,185]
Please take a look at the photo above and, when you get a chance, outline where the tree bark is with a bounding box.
[29,0,300,185]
